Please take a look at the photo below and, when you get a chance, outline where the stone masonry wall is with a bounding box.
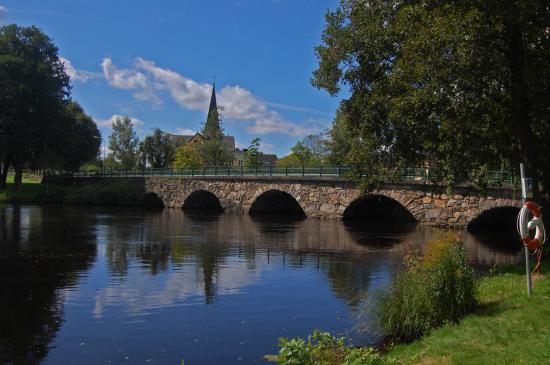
[142,177,521,228]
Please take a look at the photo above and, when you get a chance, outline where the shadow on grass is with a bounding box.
[0,182,65,204]
[474,300,507,316]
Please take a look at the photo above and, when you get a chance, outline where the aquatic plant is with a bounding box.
[378,233,476,343]
[266,329,387,365]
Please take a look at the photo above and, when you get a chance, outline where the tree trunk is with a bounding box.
[505,12,540,200]
[13,157,23,191]
[0,155,11,190]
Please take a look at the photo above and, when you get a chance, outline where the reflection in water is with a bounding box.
[0,205,97,365]
[0,205,522,365]
[343,221,418,248]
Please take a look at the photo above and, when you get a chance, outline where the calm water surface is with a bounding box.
[0,205,522,364]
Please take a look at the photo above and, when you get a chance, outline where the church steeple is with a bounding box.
[202,83,221,139]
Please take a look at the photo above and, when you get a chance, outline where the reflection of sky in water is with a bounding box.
[90,254,267,318]
[0,205,523,365]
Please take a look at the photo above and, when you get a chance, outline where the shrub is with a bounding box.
[378,233,476,343]
[266,329,387,365]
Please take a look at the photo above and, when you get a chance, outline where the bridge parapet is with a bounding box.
[51,174,521,227]
[52,166,518,188]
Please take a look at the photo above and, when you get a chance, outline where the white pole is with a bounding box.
[520,163,532,297]
[102,140,106,175]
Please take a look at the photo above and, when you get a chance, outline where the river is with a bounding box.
[0,204,522,364]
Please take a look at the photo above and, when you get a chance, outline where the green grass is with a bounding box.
[1,176,147,206]
[0,175,65,203]
[5,174,42,185]
[269,262,550,365]
[387,263,550,364]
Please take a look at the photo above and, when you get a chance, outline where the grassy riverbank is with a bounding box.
[0,175,65,203]
[386,262,550,364]
[269,261,550,365]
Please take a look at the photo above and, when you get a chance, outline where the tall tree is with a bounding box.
[0,25,70,189]
[173,145,203,169]
[302,134,329,159]
[108,116,139,169]
[42,101,101,171]
[313,0,550,195]
[326,108,355,166]
[140,128,175,168]
[199,139,232,167]
[291,141,312,168]
[198,88,232,166]
[243,138,263,168]
[276,154,303,168]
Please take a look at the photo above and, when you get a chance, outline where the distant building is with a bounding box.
[171,83,277,167]
[231,148,278,167]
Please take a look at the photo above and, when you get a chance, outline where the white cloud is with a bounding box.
[99,145,112,156]
[101,57,318,137]
[260,141,274,153]
[235,140,273,153]
[60,57,100,82]
[102,58,162,107]
[0,6,6,24]
[94,114,144,128]
[175,127,196,135]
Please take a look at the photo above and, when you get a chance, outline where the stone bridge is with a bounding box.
[121,176,522,228]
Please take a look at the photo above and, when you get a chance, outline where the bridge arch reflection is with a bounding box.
[142,192,165,208]
[468,206,519,230]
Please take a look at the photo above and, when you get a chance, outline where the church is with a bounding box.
[172,83,278,167]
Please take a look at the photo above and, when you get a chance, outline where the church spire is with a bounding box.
[202,82,221,139]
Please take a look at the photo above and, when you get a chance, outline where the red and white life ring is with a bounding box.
[517,201,546,250]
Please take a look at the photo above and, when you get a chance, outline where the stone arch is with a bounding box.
[141,192,165,208]
[468,202,521,230]
[249,189,306,218]
[343,194,416,222]
[183,189,224,213]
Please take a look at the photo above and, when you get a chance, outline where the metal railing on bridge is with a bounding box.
[49,166,517,186]
[67,166,355,178]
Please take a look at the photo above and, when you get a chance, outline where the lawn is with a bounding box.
[0,175,144,205]
[0,174,64,203]
[388,262,550,365]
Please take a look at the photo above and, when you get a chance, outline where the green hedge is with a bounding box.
[63,181,145,205]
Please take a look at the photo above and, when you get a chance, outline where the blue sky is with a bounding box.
[0,0,344,156]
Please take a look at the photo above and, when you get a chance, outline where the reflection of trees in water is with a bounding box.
[102,209,175,277]
[101,208,525,310]
[136,243,171,275]
[0,205,97,365]
[319,257,374,306]
[102,210,235,304]
[0,205,526,363]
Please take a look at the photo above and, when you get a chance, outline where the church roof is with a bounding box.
[203,83,221,139]
[207,83,217,120]
[222,135,235,151]
[173,83,238,153]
